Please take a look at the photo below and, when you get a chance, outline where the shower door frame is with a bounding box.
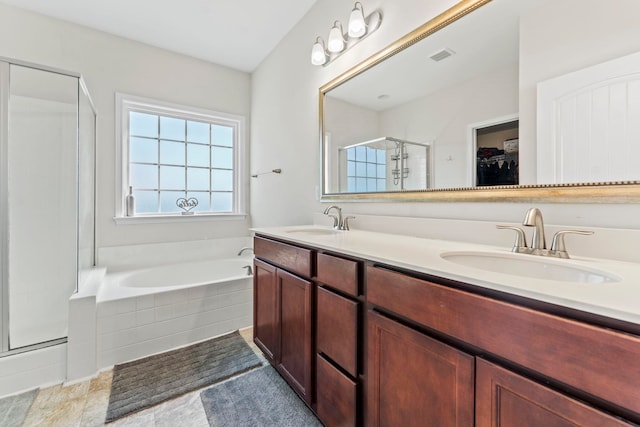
[0,61,8,354]
[0,57,94,357]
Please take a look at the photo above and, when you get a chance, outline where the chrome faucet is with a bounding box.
[322,205,354,230]
[237,247,253,256]
[549,230,594,259]
[323,205,342,228]
[522,207,547,253]
[497,207,593,259]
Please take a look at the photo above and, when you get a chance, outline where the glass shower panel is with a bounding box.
[78,81,96,288]
[8,65,78,349]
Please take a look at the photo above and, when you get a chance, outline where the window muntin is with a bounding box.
[118,94,245,218]
[346,146,386,192]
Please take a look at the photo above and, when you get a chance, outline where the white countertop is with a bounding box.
[252,225,640,325]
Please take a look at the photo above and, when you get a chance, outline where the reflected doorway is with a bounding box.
[470,116,519,187]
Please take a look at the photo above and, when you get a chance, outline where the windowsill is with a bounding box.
[113,213,248,225]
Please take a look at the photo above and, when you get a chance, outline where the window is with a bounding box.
[116,94,246,220]
[346,145,386,192]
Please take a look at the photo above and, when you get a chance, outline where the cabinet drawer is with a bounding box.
[317,253,359,296]
[254,236,313,278]
[316,354,357,427]
[317,286,359,377]
[367,265,640,416]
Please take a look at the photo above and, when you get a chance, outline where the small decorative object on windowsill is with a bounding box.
[126,186,136,217]
[176,197,198,215]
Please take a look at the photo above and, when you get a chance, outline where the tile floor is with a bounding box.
[2,328,267,427]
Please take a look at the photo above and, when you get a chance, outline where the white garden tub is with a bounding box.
[95,256,254,368]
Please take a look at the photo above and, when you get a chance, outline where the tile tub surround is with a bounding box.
[96,277,252,369]
[1,238,253,398]
[67,268,105,383]
[92,237,254,371]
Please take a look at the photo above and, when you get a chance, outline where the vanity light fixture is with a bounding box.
[327,21,346,53]
[311,37,328,65]
[311,2,382,66]
[348,2,367,38]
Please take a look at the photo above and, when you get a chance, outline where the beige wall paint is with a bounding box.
[0,2,252,250]
[251,0,640,230]
[2,0,640,251]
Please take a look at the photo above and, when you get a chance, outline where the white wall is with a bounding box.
[325,62,517,191]
[324,96,380,192]
[380,62,518,188]
[519,0,640,184]
[0,2,252,252]
[251,0,640,230]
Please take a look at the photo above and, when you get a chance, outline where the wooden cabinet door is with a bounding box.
[317,354,358,427]
[253,258,278,365]
[277,268,313,404]
[317,286,359,377]
[476,358,633,427]
[367,311,474,427]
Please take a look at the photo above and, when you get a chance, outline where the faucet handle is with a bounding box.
[342,216,356,231]
[497,225,528,253]
[550,230,594,258]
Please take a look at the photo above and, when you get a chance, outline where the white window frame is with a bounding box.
[114,93,247,223]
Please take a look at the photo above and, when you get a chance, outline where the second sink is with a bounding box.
[440,251,620,284]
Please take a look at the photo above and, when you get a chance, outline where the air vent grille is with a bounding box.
[430,48,455,62]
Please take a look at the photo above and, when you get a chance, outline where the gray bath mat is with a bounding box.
[105,330,261,423]
[200,365,322,426]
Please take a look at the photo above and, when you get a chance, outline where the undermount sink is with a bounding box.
[440,251,620,284]
[285,228,339,236]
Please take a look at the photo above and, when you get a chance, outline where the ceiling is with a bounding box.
[0,0,318,72]
[328,0,544,111]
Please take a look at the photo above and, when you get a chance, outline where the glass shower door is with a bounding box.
[7,64,78,349]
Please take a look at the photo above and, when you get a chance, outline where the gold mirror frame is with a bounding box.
[319,0,640,203]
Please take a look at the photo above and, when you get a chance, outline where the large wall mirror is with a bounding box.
[320,0,640,202]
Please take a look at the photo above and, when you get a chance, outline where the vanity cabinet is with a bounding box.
[367,265,639,426]
[253,236,314,404]
[253,233,640,426]
[316,253,362,427]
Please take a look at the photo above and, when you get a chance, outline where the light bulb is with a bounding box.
[327,22,345,53]
[348,3,366,38]
[311,39,327,65]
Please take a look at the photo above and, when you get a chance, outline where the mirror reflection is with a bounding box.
[322,0,640,196]
[334,137,431,193]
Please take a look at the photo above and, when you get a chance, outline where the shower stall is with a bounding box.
[0,59,96,355]
[339,137,432,192]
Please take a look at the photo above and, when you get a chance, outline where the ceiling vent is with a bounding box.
[429,48,455,62]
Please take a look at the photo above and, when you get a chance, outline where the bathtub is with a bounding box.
[95,256,254,368]
[120,258,252,289]
[105,257,253,294]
